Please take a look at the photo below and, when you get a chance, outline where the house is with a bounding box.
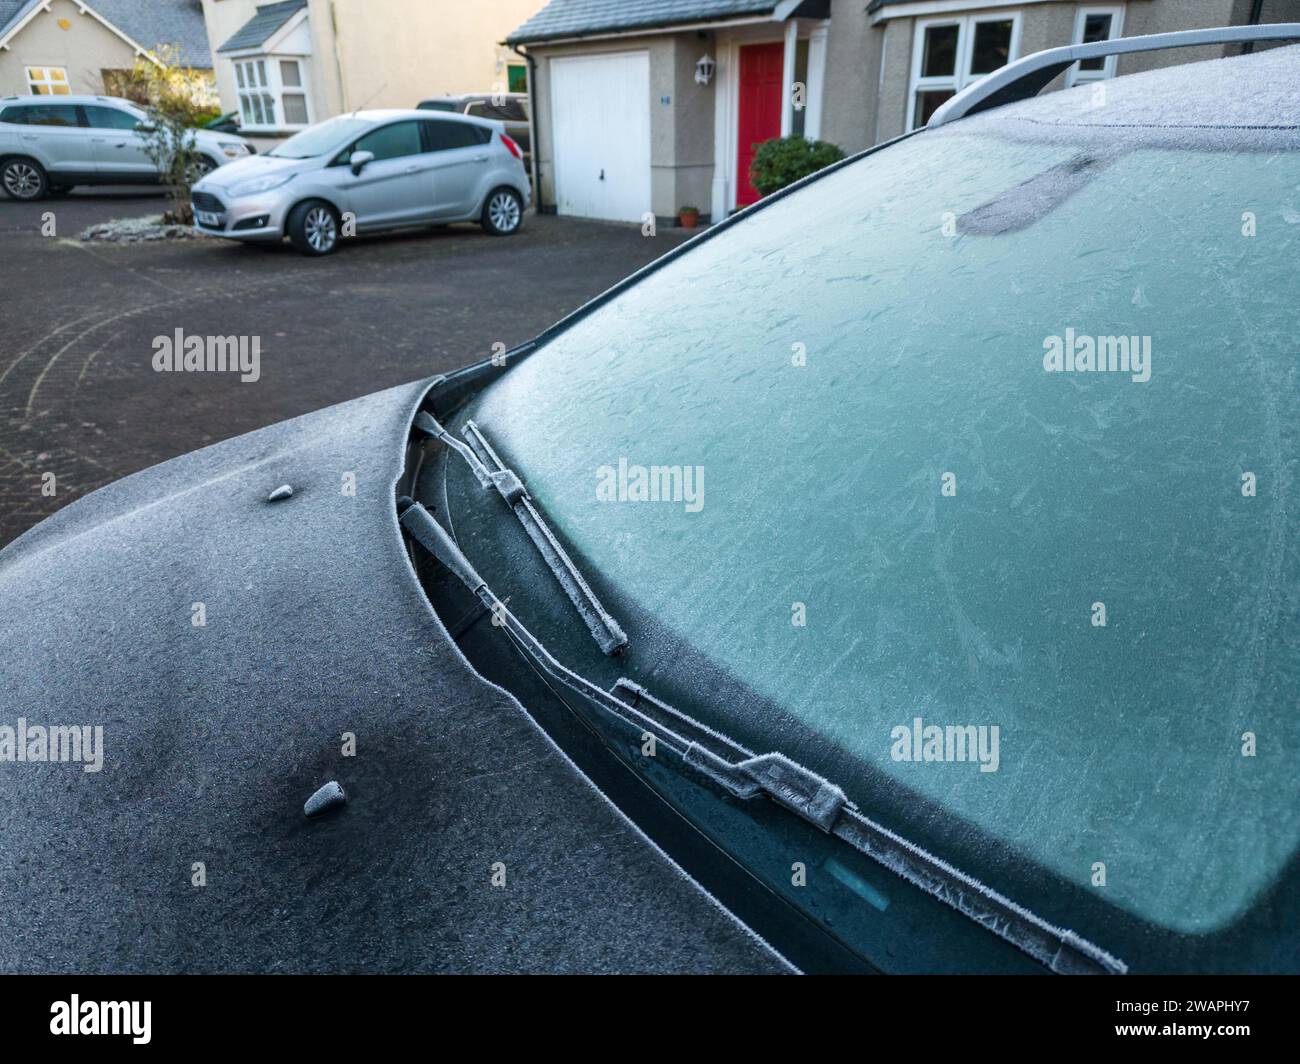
[507,0,1300,226]
[197,0,546,147]
[0,0,213,97]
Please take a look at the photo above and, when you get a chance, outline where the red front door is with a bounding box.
[736,42,784,207]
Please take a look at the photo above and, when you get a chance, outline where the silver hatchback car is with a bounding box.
[191,109,531,255]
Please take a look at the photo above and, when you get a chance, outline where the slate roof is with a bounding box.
[217,0,306,54]
[0,0,40,39]
[508,0,784,45]
[0,0,214,68]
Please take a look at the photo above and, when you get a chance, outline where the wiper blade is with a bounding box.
[413,411,628,656]
[398,498,1128,976]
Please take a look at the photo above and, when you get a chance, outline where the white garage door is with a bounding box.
[550,51,651,223]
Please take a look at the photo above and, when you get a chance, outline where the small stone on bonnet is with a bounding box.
[304,781,346,817]
[267,484,294,502]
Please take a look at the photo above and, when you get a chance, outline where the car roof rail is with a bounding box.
[928,23,1300,127]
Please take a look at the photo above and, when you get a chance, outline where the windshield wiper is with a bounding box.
[397,497,1128,976]
[413,411,628,656]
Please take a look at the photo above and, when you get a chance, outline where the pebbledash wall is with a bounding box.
[853,0,1300,149]
[514,0,1300,225]
[525,33,718,229]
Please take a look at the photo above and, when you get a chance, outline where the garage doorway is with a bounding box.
[550,51,651,222]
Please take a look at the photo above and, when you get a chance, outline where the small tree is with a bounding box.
[749,136,846,197]
[129,45,219,224]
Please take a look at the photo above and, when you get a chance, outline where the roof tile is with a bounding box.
[508,0,780,45]
[217,0,307,54]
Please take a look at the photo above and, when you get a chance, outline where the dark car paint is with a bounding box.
[0,379,788,973]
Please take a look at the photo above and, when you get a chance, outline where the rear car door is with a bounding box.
[81,104,156,181]
[337,120,434,228]
[419,118,492,218]
[7,103,94,179]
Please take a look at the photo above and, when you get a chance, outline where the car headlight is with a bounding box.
[219,140,252,158]
[229,173,296,197]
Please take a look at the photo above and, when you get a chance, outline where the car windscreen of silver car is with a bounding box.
[462,115,1298,938]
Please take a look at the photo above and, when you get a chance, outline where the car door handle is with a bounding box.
[404,164,420,173]
[473,155,488,163]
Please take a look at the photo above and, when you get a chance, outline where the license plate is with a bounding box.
[195,210,221,227]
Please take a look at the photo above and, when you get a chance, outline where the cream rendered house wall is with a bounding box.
[322,0,545,111]
[199,0,335,140]
[0,0,141,98]
[199,0,544,142]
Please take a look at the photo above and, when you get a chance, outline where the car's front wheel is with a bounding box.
[2,157,48,201]
[481,187,523,236]
[286,200,341,256]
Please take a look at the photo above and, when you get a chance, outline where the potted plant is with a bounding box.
[678,205,700,230]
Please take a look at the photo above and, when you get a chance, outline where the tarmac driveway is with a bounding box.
[0,190,689,547]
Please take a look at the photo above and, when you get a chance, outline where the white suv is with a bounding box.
[189,109,531,254]
[0,95,252,200]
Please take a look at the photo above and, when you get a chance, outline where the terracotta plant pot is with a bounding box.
[678,209,700,230]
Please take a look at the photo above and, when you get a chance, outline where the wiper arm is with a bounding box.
[413,411,628,656]
[398,498,1127,977]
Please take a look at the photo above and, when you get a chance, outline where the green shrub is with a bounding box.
[749,136,846,197]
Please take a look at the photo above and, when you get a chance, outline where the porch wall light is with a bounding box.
[695,54,715,86]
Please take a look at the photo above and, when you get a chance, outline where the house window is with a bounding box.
[907,13,1021,130]
[279,60,309,124]
[1068,6,1125,86]
[233,57,311,129]
[27,66,70,95]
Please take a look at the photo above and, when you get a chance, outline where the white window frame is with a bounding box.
[26,66,70,95]
[231,55,313,131]
[1066,5,1125,87]
[906,11,1023,131]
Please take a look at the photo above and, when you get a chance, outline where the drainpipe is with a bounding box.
[1242,0,1265,53]
[510,42,544,211]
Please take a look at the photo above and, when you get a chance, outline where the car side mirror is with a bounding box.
[349,149,374,176]
[134,121,155,134]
